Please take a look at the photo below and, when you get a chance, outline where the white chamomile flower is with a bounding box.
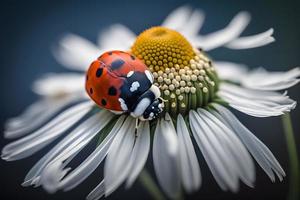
[2,6,300,200]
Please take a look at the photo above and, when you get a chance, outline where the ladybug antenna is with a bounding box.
[158,97,168,102]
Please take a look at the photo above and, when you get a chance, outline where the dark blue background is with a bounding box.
[0,0,299,199]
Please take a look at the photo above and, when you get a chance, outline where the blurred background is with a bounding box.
[0,0,299,199]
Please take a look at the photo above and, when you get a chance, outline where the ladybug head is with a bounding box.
[140,97,164,121]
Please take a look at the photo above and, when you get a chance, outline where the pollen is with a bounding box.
[131,26,220,116]
[131,27,195,72]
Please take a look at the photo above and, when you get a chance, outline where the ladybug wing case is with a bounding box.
[86,60,124,111]
[100,51,148,76]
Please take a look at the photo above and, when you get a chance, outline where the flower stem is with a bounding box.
[282,113,299,200]
[138,169,166,200]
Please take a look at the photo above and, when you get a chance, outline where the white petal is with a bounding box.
[189,110,236,191]
[195,12,251,51]
[179,9,205,41]
[225,28,275,49]
[86,180,105,200]
[177,114,201,193]
[213,61,248,82]
[98,24,136,51]
[126,121,150,188]
[241,67,300,91]
[40,115,124,193]
[219,83,296,117]
[32,73,86,97]
[161,6,192,31]
[86,118,130,200]
[193,108,255,191]
[53,34,101,71]
[4,96,80,139]
[22,110,114,187]
[200,109,255,187]
[104,116,136,196]
[213,104,285,181]
[153,113,180,199]
[39,161,72,193]
[1,101,93,161]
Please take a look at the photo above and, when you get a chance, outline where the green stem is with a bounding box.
[282,113,299,200]
[176,189,184,200]
[138,169,166,200]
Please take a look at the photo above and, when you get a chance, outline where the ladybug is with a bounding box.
[85,50,164,121]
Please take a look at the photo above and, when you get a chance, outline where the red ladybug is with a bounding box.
[85,50,163,120]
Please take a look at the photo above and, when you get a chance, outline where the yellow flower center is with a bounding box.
[131,27,195,72]
[131,27,220,116]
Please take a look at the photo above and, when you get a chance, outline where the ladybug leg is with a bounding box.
[158,97,168,103]
[135,118,140,138]
[135,118,140,129]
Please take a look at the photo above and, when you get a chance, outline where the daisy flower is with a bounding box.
[2,6,300,200]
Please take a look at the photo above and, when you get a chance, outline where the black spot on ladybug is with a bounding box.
[90,88,93,94]
[96,68,103,77]
[101,99,107,106]
[108,51,113,55]
[111,59,125,70]
[86,75,89,81]
[108,86,117,96]
[130,55,136,60]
